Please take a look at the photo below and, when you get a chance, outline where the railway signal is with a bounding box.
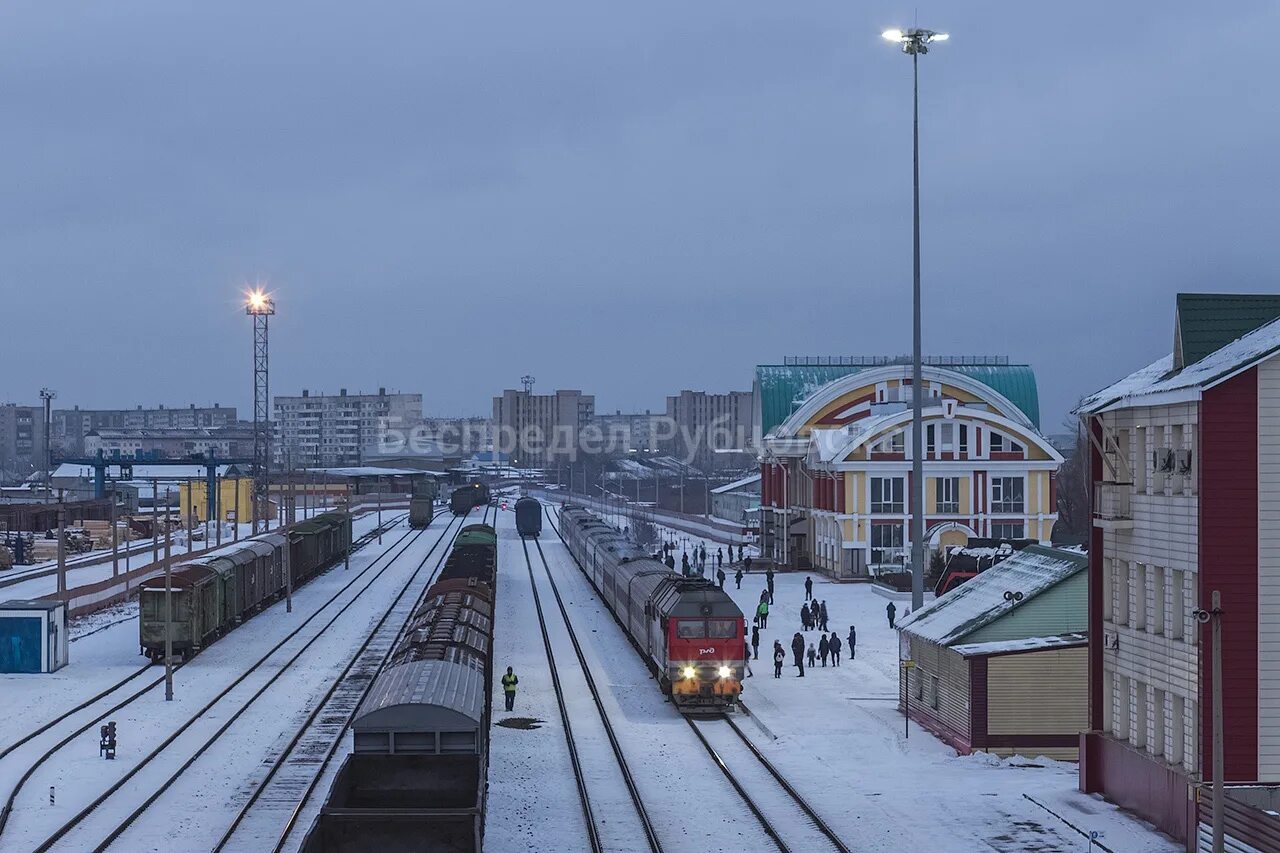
[99,722,117,759]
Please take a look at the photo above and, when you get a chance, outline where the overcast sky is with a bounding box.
[2,2,1277,429]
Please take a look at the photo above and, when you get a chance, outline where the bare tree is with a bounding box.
[1054,413,1091,544]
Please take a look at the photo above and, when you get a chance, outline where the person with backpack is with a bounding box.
[773,641,785,678]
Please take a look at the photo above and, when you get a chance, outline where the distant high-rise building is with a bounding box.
[52,404,237,455]
[0,404,47,482]
[274,388,423,467]
[492,388,594,466]
[664,390,754,467]
[591,410,663,454]
[83,425,254,460]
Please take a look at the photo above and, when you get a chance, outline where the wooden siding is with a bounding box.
[903,636,972,748]
[986,648,1088,741]
[1259,357,1280,780]
[962,573,1087,644]
[1200,368,1259,782]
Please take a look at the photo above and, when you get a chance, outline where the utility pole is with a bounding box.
[1196,591,1226,853]
[151,478,159,563]
[110,494,118,579]
[232,477,240,542]
[164,518,173,701]
[284,522,292,614]
[377,476,383,543]
[39,388,55,504]
[55,499,66,596]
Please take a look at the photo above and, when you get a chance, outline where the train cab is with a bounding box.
[651,581,746,711]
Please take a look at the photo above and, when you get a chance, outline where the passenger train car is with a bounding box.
[301,523,497,853]
[558,504,745,712]
[138,511,352,661]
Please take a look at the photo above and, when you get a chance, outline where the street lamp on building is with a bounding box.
[882,26,947,611]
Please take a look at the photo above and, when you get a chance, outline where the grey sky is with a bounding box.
[2,2,1277,429]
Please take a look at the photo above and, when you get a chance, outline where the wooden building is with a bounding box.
[896,545,1088,759]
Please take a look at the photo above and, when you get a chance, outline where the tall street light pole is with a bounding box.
[883,26,948,612]
[246,289,275,536]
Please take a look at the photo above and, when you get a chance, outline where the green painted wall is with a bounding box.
[962,572,1087,644]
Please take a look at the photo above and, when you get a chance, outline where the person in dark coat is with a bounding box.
[681,553,690,576]
[739,544,745,561]
[800,605,811,631]
[744,555,753,573]
[717,548,723,569]
[818,633,830,666]
[765,567,775,604]
[809,600,821,629]
[716,568,726,589]
[791,632,806,676]
[848,625,857,660]
[819,600,829,632]
[829,632,842,666]
[699,544,707,568]
[886,601,897,629]
[773,641,785,678]
[665,553,675,570]
[734,568,744,589]
[804,576,813,601]
[751,625,760,660]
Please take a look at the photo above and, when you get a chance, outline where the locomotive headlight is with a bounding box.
[717,666,732,679]
[681,666,696,679]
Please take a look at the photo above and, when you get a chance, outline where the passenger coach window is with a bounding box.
[708,619,738,638]
[676,620,707,638]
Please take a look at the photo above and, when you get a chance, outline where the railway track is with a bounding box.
[684,713,850,853]
[522,533,663,853]
[0,513,423,850]
[209,505,485,853]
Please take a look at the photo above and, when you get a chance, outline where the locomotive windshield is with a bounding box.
[675,618,738,639]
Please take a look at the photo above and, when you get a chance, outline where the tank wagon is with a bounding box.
[138,512,351,661]
[448,482,491,516]
[514,496,542,538]
[558,505,745,712]
[301,524,497,853]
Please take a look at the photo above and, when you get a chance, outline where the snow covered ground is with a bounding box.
[0,510,439,853]
[485,505,1178,852]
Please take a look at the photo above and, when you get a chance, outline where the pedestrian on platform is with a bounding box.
[766,567,775,604]
[743,624,752,678]
[804,576,813,601]
[848,625,857,660]
[818,633,830,666]
[744,555,753,573]
[751,625,760,660]
[756,599,770,629]
[717,548,723,568]
[886,601,897,629]
[699,544,707,569]
[734,568,743,589]
[716,567,726,589]
[501,667,519,711]
[829,632,842,666]
[681,553,690,576]
[820,600,829,632]
[665,553,675,571]
[806,642,817,669]
[773,642,785,678]
[739,545,745,561]
[791,633,806,677]
[809,600,821,630]
[800,604,811,631]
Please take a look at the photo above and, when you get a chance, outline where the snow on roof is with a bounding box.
[1079,314,1280,414]
[51,463,233,481]
[897,545,1086,646]
[302,466,426,477]
[951,632,1088,658]
[711,474,761,495]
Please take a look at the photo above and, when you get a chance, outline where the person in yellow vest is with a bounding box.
[501,666,519,711]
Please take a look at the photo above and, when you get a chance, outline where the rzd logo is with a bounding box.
[699,648,716,655]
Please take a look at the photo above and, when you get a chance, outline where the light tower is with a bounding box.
[246,289,275,534]
[39,388,55,500]
[521,375,535,394]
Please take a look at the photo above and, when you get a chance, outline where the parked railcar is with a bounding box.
[514,496,542,538]
[409,493,435,529]
[301,522,497,853]
[139,512,352,661]
[557,504,745,712]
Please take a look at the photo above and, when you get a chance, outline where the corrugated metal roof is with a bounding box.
[755,362,1041,436]
[897,545,1086,647]
[1176,293,1280,368]
[355,659,484,731]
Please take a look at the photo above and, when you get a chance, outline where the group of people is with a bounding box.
[657,539,749,581]
[772,627,850,677]
[747,571,860,678]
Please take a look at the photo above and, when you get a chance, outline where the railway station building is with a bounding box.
[756,357,1061,576]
